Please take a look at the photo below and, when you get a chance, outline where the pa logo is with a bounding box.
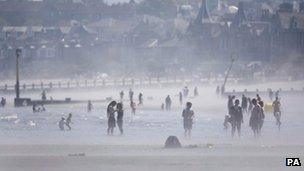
[286,158,301,166]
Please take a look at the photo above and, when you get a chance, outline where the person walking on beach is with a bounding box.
[229,99,243,138]
[116,103,124,135]
[249,99,263,138]
[87,100,93,113]
[165,95,172,111]
[182,102,194,139]
[66,113,73,130]
[272,97,282,129]
[107,101,117,135]
[138,93,143,106]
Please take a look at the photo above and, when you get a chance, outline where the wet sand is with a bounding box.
[0,144,303,171]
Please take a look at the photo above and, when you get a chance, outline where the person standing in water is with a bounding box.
[66,113,73,130]
[249,99,263,138]
[229,99,243,137]
[107,101,117,135]
[179,92,183,105]
[138,93,143,106]
[272,97,282,129]
[87,100,93,113]
[116,103,124,135]
[165,95,172,111]
[182,102,194,139]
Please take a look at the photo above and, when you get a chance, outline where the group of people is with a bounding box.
[54,86,283,140]
[32,104,46,113]
[106,101,124,135]
[162,86,199,111]
[224,93,282,138]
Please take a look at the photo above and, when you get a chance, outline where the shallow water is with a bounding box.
[0,84,303,146]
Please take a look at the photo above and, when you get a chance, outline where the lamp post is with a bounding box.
[15,48,22,99]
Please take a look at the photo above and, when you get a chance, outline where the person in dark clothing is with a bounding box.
[182,102,194,139]
[129,89,134,102]
[41,91,47,101]
[0,97,6,107]
[229,99,243,137]
[241,94,248,114]
[66,113,73,130]
[116,103,124,135]
[165,95,172,111]
[87,100,93,113]
[107,101,117,135]
[179,92,183,105]
[250,99,263,138]
[256,94,261,102]
[138,93,143,106]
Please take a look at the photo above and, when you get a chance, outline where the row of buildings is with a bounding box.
[0,0,304,79]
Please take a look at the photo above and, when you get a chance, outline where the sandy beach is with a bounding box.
[0,144,303,171]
